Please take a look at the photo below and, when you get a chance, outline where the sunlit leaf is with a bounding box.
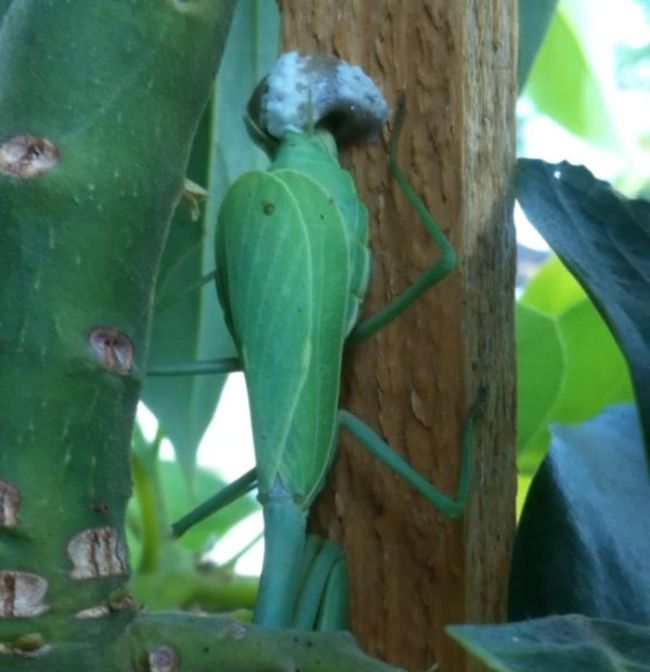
[520,256,584,316]
[525,7,618,148]
[516,303,564,458]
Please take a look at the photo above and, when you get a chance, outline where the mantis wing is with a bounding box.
[215,169,350,505]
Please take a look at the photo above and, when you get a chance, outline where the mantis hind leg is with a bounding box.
[337,389,485,519]
[349,94,457,344]
[292,535,349,632]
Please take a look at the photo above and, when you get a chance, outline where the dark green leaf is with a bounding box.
[448,614,650,671]
[207,0,279,219]
[518,0,559,88]
[510,404,650,621]
[0,1,13,23]
[517,159,650,459]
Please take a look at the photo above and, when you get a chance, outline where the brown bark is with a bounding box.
[279,2,517,671]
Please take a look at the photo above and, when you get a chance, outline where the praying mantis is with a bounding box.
[167,52,484,629]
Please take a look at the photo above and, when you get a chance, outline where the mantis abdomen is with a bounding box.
[217,148,365,507]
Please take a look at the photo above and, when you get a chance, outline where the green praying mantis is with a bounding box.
[161,52,484,629]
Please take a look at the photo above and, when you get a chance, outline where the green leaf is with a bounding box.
[517,159,650,459]
[207,0,279,219]
[518,302,634,476]
[516,303,564,458]
[510,404,650,621]
[517,257,634,476]
[143,103,233,485]
[520,256,585,316]
[525,7,618,148]
[142,0,279,481]
[127,438,259,563]
[518,0,559,88]
[553,301,634,423]
[448,614,650,671]
[129,461,260,566]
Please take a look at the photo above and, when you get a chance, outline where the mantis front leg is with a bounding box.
[350,94,457,343]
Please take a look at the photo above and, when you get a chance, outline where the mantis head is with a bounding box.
[245,51,389,157]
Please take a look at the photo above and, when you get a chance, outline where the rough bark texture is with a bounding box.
[279,2,517,671]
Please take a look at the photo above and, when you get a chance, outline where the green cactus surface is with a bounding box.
[0,0,235,662]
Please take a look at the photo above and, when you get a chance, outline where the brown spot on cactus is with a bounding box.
[0,571,49,618]
[0,480,20,528]
[89,327,134,374]
[0,135,59,177]
[67,526,127,579]
[148,644,179,672]
[92,502,109,515]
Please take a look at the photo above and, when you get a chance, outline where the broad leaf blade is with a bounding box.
[517,256,634,475]
[520,255,584,316]
[207,0,279,220]
[517,159,650,458]
[510,404,650,621]
[143,0,279,480]
[448,615,650,671]
[553,301,633,424]
[516,303,564,460]
[518,298,635,476]
[518,0,558,88]
[143,104,233,483]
